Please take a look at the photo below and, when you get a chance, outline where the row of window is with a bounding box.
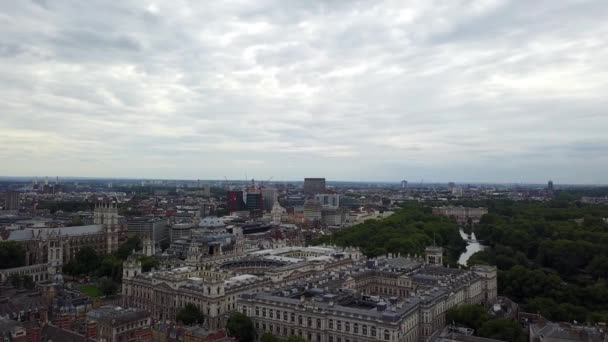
[256,322,392,341]
[252,307,391,340]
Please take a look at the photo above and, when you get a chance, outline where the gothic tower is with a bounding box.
[94,200,121,254]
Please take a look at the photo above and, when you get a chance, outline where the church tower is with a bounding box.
[425,246,444,266]
[95,200,121,254]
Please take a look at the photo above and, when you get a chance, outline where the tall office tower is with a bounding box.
[401,180,408,189]
[315,194,340,209]
[303,178,326,195]
[227,190,245,212]
[261,187,278,212]
[448,182,456,192]
[246,192,263,211]
[5,190,20,210]
[548,180,554,191]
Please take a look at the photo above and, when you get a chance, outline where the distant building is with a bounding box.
[547,180,554,191]
[448,182,456,192]
[529,321,606,342]
[432,206,488,225]
[315,194,340,209]
[86,305,151,342]
[303,199,322,222]
[303,178,326,195]
[171,223,195,242]
[4,190,19,210]
[262,188,278,212]
[321,208,343,226]
[227,191,245,213]
[401,180,408,189]
[127,217,169,244]
[246,192,264,211]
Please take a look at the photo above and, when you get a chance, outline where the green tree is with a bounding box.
[176,303,205,325]
[114,236,141,260]
[139,256,159,272]
[259,333,280,342]
[478,319,525,342]
[73,247,101,275]
[98,278,118,296]
[0,242,26,269]
[446,304,489,331]
[287,337,307,342]
[226,312,256,342]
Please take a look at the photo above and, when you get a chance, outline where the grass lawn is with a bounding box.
[80,284,102,298]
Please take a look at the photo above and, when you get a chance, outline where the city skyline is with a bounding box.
[1,1,608,183]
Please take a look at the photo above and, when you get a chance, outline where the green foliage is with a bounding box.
[98,278,118,296]
[470,200,608,322]
[226,312,256,342]
[287,337,307,342]
[139,256,159,272]
[80,284,103,297]
[8,274,21,287]
[63,247,101,276]
[176,303,205,325]
[315,203,465,264]
[478,319,526,342]
[446,304,489,331]
[22,275,34,289]
[0,241,26,270]
[259,333,280,342]
[114,236,141,260]
[36,200,94,213]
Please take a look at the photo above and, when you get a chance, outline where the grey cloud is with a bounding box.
[1,0,608,183]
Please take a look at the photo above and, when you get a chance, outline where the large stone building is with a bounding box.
[86,305,151,342]
[0,202,126,282]
[431,206,488,225]
[238,248,497,342]
[121,246,362,329]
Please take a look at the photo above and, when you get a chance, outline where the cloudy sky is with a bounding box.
[1,0,608,183]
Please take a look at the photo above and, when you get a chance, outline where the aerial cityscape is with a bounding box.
[2,1,608,342]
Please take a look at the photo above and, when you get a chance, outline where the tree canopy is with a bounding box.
[176,303,204,325]
[226,312,256,342]
[315,202,465,265]
[467,200,608,322]
[0,241,26,270]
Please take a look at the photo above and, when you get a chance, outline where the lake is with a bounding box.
[458,228,486,266]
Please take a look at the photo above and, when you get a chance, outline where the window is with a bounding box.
[363,325,367,335]
[255,307,259,316]
[270,325,274,333]
[329,336,333,342]
[263,308,266,317]
[337,338,341,342]
[308,317,312,327]
[262,323,266,331]
[354,323,359,334]
[298,315,302,325]
[329,319,334,329]
[384,329,390,341]
[283,327,287,335]
[337,321,342,331]
[371,327,376,337]
[291,313,295,323]
[345,322,350,332]
[256,322,260,329]
[291,329,295,336]
[270,309,274,319]
[284,312,288,321]
[317,319,321,329]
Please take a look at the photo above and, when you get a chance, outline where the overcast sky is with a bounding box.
[1,1,607,184]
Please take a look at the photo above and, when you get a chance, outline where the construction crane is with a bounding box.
[260,176,274,187]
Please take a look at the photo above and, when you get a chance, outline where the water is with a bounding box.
[458,228,486,266]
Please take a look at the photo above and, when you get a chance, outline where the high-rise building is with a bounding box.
[127,217,169,244]
[303,199,322,222]
[548,180,554,191]
[261,188,278,212]
[448,182,456,192]
[303,178,326,195]
[227,191,245,212]
[246,192,263,211]
[315,194,340,209]
[4,190,20,210]
[401,180,408,189]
